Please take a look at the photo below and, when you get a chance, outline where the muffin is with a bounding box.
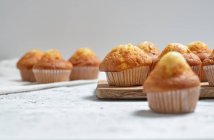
[188,41,212,82]
[17,49,44,82]
[158,43,202,80]
[100,43,152,86]
[33,49,73,83]
[68,48,100,80]
[203,50,214,86]
[138,41,160,72]
[144,52,201,113]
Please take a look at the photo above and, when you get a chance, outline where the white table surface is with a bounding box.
[0,59,214,139]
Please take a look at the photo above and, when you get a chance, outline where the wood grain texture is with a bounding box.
[96,80,214,99]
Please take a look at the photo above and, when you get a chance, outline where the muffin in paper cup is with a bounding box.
[70,66,99,80]
[33,69,71,83]
[147,86,200,113]
[33,49,73,83]
[106,66,149,86]
[17,49,44,82]
[144,52,201,114]
[188,41,212,82]
[68,48,100,80]
[203,50,214,85]
[99,44,152,87]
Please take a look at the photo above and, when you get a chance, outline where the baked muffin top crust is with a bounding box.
[99,43,152,72]
[188,41,212,61]
[17,49,44,70]
[203,50,214,66]
[138,41,159,62]
[160,43,189,58]
[138,41,159,55]
[68,48,100,67]
[159,43,201,66]
[33,49,72,70]
[144,52,200,93]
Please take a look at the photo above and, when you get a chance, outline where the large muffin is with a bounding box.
[158,43,202,80]
[188,41,212,61]
[17,49,44,82]
[68,48,100,80]
[100,43,152,86]
[138,41,160,72]
[203,50,214,86]
[188,41,212,82]
[144,52,200,113]
[33,49,72,83]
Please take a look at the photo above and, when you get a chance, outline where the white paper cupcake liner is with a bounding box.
[70,66,99,80]
[203,65,214,86]
[19,69,36,82]
[33,69,71,83]
[191,66,201,80]
[147,86,200,113]
[201,66,208,82]
[106,66,150,87]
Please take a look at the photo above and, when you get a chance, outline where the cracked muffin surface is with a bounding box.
[99,43,152,72]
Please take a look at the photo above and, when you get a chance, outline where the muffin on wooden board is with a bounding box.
[203,50,214,86]
[144,52,201,113]
[188,41,212,82]
[17,49,44,82]
[158,43,202,80]
[68,48,100,80]
[100,43,152,86]
[33,49,73,83]
[138,41,160,72]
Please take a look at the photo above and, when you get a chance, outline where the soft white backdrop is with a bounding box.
[0,0,214,60]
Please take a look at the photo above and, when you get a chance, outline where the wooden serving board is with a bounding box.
[96,80,214,99]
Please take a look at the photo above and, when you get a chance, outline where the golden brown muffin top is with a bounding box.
[159,43,190,57]
[188,41,212,61]
[144,52,200,93]
[138,41,159,55]
[203,50,214,66]
[159,43,201,66]
[17,49,44,70]
[68,48,100,67]
[99,43,152,72]
[188,41,209,52]
[33,49,72,70]
[138,41,160,62]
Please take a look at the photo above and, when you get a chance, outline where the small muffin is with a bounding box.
[100,43,152,86]
[17,49,44,82]
[138,41,160,71]
[188,41,212,82]
[144,52,201,113]
[158,43,202,80]
[203,50,214,86]
[68,48,100,80]
[33,49,72,83]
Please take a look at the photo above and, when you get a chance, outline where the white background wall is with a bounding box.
[0,0,213,60]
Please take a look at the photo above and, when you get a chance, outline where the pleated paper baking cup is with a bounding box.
[191,66,201,80]
[33,69,71,83]
[147,86,200,114]
[106,66,150,87]
[203,65,214,86]
[70,66,99,80]
[201,67,208,82]
[19,69,36,82]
